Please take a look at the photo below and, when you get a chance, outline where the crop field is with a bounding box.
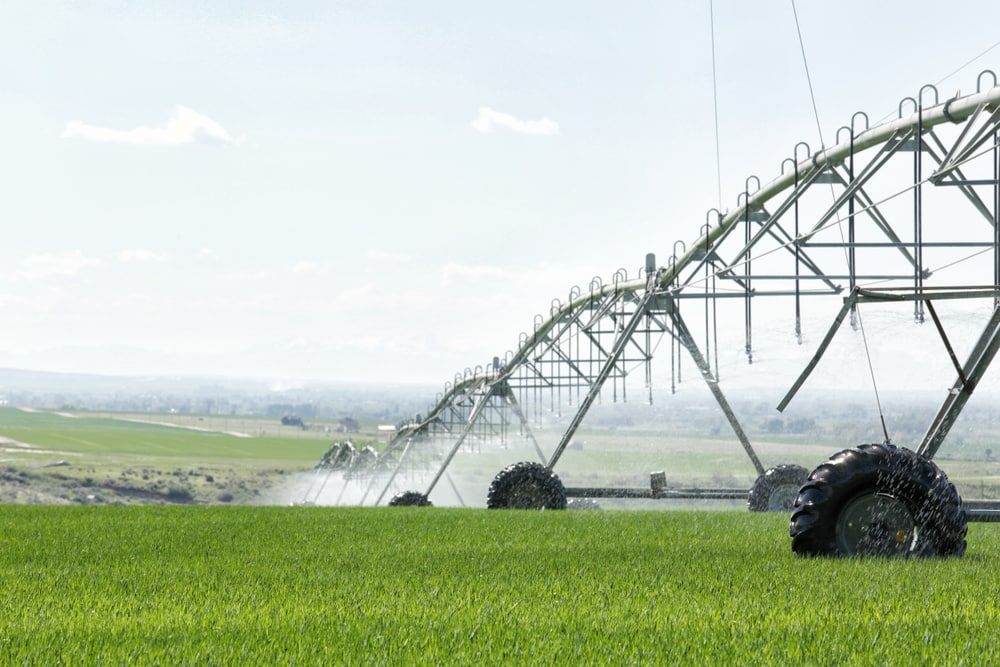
[0,407,335,505]
[1,506,999,664]
[5,402,1000,508]
[0,407,337,456]
[3,404,1000,662]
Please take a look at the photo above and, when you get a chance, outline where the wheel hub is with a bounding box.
[835,491,917,556]
[509,480,544,508]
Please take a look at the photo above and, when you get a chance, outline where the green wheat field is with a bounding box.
[2,406,1000,664]
[1,507,999,665]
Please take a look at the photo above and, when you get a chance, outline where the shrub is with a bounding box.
[166,486,193,502]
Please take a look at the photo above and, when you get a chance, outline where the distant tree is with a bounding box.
[765,418,784,434]
[281,416,305,428]
[786,417,818,434]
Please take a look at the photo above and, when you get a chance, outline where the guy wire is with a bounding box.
[791,0,891,442]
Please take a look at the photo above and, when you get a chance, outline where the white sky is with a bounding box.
[3,1,1000,386]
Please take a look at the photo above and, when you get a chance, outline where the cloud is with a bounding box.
[62,106,242,146]
[13,251,101,281]
[471,107,559,135]
[117,249,168,263]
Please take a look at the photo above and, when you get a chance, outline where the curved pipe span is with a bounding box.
[671,82,1000,291]
[383,74,1000,467]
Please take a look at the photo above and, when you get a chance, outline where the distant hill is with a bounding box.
[0,367,437,419]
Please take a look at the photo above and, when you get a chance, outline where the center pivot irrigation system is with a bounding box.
[308,71,1000,556]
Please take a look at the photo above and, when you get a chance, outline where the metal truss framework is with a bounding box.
[307,71,1000,506]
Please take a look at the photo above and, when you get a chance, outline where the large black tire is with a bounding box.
[790,443,967,557]
[487,462,567,510]
[747,464,810,512]
[388,491,433,507]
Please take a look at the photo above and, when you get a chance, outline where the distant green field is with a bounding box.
[1,506,998,665]
[5,402,1000,509]
[0,407,340,505]
[0,407,332,460]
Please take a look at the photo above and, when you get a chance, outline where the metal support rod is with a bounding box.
[336,472,353,505]
[670,308,765,475]
[778,289,861,412]
[423,383,499,498]
[914,104,925,323]
[702,220,713,379]
[925,300,969,387]
[848,133,858,327]
[675,302,682,385]
[995,129,1000,297]
[966,508,1000,523]
[300,464,327,505]
[663,84,1000,293]
[922,134,996,223]
[670,312,676,394]
[502,387,548,463]
[373,436,416,506]
[546,277,660,470]
[564,486,749,500]
[779,287,1000,413]
[917,305,1000,459]
[303,467,334,505]
[744,204,754,363]
[712,286,720,380]
[794,159,802,342]
[646,316,654,404]
[444,471,466,508]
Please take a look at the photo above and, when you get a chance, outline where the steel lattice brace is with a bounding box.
[308,71,1000,506]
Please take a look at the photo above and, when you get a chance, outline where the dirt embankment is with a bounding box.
[0,462,299,506]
